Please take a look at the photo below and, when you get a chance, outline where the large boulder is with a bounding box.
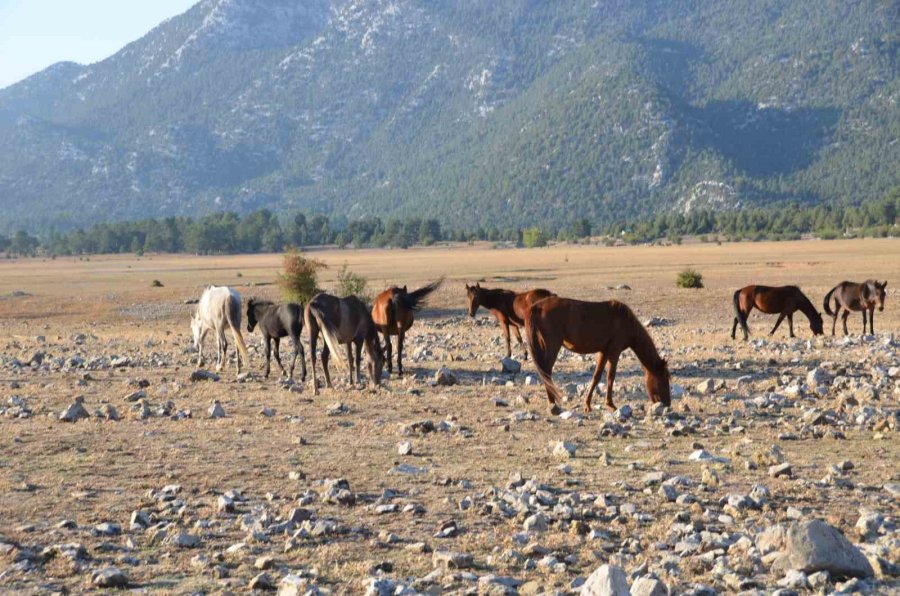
[784,520,874,579]
[580,564,630,596]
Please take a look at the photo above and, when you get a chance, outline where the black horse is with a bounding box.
[246,299,307,381]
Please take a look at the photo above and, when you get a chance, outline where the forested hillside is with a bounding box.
[1,0,898,233]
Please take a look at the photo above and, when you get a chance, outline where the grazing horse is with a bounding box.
[525,297,671,415]
[732,285,824,340]
[191,286,250,374]
[371,278,442,377]
[304,292,384,395]
[246,299,307,381]
[823,280,888,335]
[465,283,554,359]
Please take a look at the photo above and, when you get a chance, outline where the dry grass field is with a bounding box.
[0,239,898,594]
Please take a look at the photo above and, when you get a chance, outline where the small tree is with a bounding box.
[676,268,704,289]
[522,227,548,248]
[277,248,326,303]
[335,262,370,303]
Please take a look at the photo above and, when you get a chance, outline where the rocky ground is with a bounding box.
[0,244,898,594]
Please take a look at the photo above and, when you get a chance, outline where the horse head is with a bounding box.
[810,310,825,336]
[246,299,257,332]
[645,359,671,407]
[367,327,385,385]
[875,281,887,311]
[190,313,203,348]
[465,282,481,317]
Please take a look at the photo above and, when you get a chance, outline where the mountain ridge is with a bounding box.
[1,0,898,233]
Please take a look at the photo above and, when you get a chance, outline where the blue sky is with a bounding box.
[0,0,197,89]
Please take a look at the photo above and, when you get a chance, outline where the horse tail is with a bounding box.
[226,295,250,367]
[823,286,837,316]
[397,278,443,311]
[525,305,563,405]
[308,302,348,371]
[733,289,748,330]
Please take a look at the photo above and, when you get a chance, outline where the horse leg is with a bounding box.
[263,336,272,377]
[512,324,527,360]
[862,309,868,334]
[309,332,319,395]
[321,344,333,389]
[273,337,287,377]
[382,330,393,375]
[215,333,224,372]
[297,339,307,382]
[831,308,838,336]
[841,310,850,335]
[501,319,512,359]
[346,343,355,386]
[870,308,875,335]
[397,328,405,377]
[584,352,608,414]
[731,316,738,340]
[604,354,620,411]
[787,313,795,338]
[354,341,363,384]
[769,313,787,336]
[740,303,752,341]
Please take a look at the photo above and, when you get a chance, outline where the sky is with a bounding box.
[0,0,197,89]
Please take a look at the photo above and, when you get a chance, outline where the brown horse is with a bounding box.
[525,297,671,415]
[304,292,384,395]
[823,280,887,335]
[465,283,554,359]
[371,279,442,377]
[732,285,824,340]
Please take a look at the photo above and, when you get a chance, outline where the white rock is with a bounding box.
[580,564,630,596]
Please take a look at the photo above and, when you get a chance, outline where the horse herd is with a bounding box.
[189,278,888,415]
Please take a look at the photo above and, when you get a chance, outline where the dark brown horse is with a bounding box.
[823,280,887,335]
[465,283,554,359]
[371,279,442,377]
[304,292,384,395]
[246,299,306,381]
[525,297,671,415]
[732,285,824,340]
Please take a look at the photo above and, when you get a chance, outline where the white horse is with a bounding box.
[191,286,250,374]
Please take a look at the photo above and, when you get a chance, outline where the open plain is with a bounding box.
[1,239,898,594]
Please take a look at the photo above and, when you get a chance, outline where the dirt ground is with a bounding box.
[0,239,898,594]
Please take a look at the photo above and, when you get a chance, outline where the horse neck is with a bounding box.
[796,294,817,319]
[479,290,513,312]
[629,322,665,375]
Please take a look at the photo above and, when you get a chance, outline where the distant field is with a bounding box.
[0,239,897,593]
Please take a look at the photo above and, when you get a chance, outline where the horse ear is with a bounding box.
[403,285,408,292]
[883,281,888,288]
[475,282,480,288]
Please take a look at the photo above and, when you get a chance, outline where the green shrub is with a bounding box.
[817,228,840,240]
[335,262,370,303]
[522,227,548,248]
[676,268,704,289]
[277,248,326,303]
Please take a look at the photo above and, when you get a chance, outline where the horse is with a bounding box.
[823,280,887,335]
[191,286,250,374]
[731,285,824,340]
[304,292,384,395]
[525,297,671,415]
[246,299,307,381]
[465,283,554,359]
[371,278,442,377]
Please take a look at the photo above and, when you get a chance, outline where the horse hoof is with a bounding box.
[549,404,562,416]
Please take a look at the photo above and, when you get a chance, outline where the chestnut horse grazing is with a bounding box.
[732,285,824,340]
[823,280,887,335]
[525,297,671,415]
[371,278,442,377]
[465,283,554,359]
[305,292,384,395]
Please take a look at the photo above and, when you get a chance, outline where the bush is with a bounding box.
[817,228,840,240]
[676,268,704,289]
[522,227,548,248]
[277,248,326,303]
[151,279,164,288]
[335,262,370,303]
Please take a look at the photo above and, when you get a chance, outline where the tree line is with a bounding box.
[1,188,897,257]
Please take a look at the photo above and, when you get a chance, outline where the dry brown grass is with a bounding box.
[0,239,898,593]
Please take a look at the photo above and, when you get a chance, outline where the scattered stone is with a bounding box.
[631,576,668,596]
[501,357,521,373]
[190,369,220,382]
[769,463,793,478]
[551,440,576,459]
[207,400,226,418]
[92,567,128,588]
[434,367,457,386]
[784,519,874,578]
[249,572,276,591]
[397,441,413,456]
[580,564,630,595]
[432,550,473,569]
[59,398,90,422]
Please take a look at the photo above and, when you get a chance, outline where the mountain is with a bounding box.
[1,0,898,233]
